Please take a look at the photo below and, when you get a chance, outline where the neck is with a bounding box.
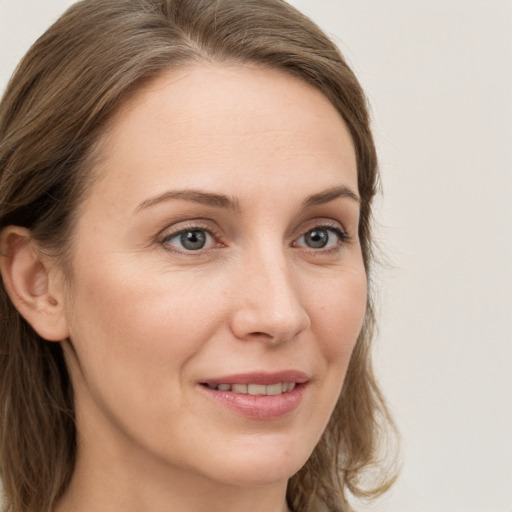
[57,472,291,512]
[55,430,291,512]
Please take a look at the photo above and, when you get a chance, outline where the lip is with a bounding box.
[198,370,309,420]
[200,370,309,387]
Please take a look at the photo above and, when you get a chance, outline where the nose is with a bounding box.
[229,248,311,345]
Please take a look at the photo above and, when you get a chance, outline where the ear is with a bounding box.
[0,226,70,342]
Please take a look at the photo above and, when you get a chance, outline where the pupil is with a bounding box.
[181,230,206,250]
[306,229,328,248]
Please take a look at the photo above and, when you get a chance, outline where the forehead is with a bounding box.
[88,63,358,211]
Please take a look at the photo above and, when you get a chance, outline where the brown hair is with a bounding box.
[0,1,397,511]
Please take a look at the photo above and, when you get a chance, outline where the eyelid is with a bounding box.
[296,218,348,238]
[292,220,351,250]
[158,220,224,253]
[156,217,351,255]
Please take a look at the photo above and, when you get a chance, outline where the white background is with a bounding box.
[1,1,511,511]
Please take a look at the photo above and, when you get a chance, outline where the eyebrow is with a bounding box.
[134,184,359,214]
[302,185,360,208]
[135,189,241,213]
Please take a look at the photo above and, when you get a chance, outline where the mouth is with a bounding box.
[201,382,297,395]
[198,371,308,420]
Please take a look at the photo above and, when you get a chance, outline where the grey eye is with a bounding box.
[165,229,212,251]
[296,227,343,249]
[304,229,329,248]
[180,230,207,250]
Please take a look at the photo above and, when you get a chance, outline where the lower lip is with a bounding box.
[198,384,307,420]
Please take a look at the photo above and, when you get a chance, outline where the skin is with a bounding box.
[11,64,367,512]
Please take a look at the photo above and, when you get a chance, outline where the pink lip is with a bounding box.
[201,370,309,387]
[198,370,309,420]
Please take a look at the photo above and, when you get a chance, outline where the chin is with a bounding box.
[195,441,311,487]
[211,464,302,488]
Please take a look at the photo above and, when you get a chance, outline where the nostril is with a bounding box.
[249,331,272,338]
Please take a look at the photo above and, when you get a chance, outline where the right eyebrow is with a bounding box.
[301,185,360,208]
[134,189,241,214]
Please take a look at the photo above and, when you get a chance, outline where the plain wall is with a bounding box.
[1,1,511,511]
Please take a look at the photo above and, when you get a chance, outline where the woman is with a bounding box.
[0,1,396,511]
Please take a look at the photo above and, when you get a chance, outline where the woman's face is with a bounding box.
[59,64,366,488]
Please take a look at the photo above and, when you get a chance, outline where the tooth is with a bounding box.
[232,384,248,394]
[218,384,231,391]
[282,383,289,393]
[288,382,296,391]
[266,383,283,395]
[248,384,267,395]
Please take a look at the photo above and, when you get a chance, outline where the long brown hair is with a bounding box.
[0,1,397,511]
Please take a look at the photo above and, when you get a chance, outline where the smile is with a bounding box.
[199,371,308,420]
[203,382,297,395]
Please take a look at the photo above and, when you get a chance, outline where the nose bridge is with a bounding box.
[230,239,310,343]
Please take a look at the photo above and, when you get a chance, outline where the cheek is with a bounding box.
[62,263,232,444]
[63,260,228,390]
[309,266,367,362]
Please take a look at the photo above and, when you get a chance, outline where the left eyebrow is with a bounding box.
[301,185,360,208]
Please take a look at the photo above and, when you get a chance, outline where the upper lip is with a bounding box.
[200,370,309,387]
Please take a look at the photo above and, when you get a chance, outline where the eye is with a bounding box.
[294,226,346,250]
[162,229,214,251]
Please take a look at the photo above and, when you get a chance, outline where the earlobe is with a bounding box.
[0,226,70,342]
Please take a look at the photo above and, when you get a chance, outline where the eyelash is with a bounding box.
[158,221,223,255]
[293,222,350,254]
[158,220,350,255]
